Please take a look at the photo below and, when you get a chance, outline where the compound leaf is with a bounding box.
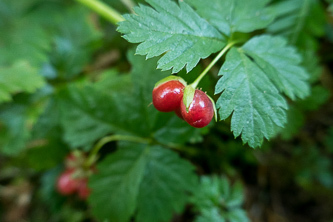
[136,146,197,222]
[185,0,275,36]
[118,0,225,73]
[89,144,149,222]
[89,144,198,222]
[215,44,288,148]
[0,61,45,104]
[242,35,310,100]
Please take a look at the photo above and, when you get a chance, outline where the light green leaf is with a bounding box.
[0,61,45,104]
[185,0,275,36]
[215,45,288,148]
[136,146,197,222]
[242,35,310,100]
[89,144,149,222]
[89,144,198,222]
[118,0,225,73]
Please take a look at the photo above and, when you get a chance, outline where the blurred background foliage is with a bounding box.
[0,0,333,221]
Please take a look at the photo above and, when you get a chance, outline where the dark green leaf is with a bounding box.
[118,0,225,73]
[185,0,275,36]
[89,144,197,222]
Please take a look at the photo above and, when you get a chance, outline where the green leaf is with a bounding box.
[225,209,249,222]
[89,144,198,222]
[89,144,149,222]
[267,0,325,45]
[185,0,275,36]
[0,61,45,104]
[242,35,310,100]
[195,208,225,222]
[191,176,248,222]
[136,146,197,222]
[215,42,288,148]
[0,104,30,155]
[118,0,225,73]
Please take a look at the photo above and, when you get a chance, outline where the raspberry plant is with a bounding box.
[1,0,333,221]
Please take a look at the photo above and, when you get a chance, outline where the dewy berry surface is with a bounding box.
[181,89,214,128]
[152,80,185,112]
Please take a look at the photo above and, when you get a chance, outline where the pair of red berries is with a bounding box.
[152,76,214,128]
[56,152,91,200]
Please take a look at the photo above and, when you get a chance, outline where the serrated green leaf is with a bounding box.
[136,146,197,222]
[185,0,275,36]
[89,144,197,222]
[89,144,149,222]
[118,0,225,73]
[242,35,310,100]
[0,61,45,104]
[215,45,288,148]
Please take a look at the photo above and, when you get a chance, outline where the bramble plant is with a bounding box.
[1,0,333,221]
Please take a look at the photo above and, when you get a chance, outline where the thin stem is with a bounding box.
[121,0,136,13]
[190,41,237,89]
[76,0,124,25]
[86,135,151,166]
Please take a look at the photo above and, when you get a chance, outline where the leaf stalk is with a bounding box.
[190,41,237,89]
[76,0,125,25]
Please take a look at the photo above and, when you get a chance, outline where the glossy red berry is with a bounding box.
[56,169,79,195]
[180,89,214,128]
[77,179,90,200]
[152,80,186,112]
[174,107,184,119]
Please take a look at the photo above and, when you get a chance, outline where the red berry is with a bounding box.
[180,89,214,128]
[174,107,183,119]
[152,80,185,112]
[77,179,90,200]
[56,169,79,195]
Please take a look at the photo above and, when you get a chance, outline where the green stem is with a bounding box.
[190,41,237,89]
[86,135,151,166]
[121,0,136,13]
[76,0,124,25]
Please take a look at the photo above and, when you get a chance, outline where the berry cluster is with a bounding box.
[56,151,93,200]
[152,76,214,128]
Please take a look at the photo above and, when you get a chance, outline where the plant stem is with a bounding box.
[76,0,124,25]
[121,0,135,13]
[190,41,237,89]
[86,135,151,166]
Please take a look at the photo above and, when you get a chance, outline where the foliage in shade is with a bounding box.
[185,0,275,36]
[191,176,248,222]
[0,61,45,104]
[117,0,225,73]
[89,144,198,222]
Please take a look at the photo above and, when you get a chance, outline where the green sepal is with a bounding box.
[207,94,217,122]
[154,75,187,89]
[183,85,196,112]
